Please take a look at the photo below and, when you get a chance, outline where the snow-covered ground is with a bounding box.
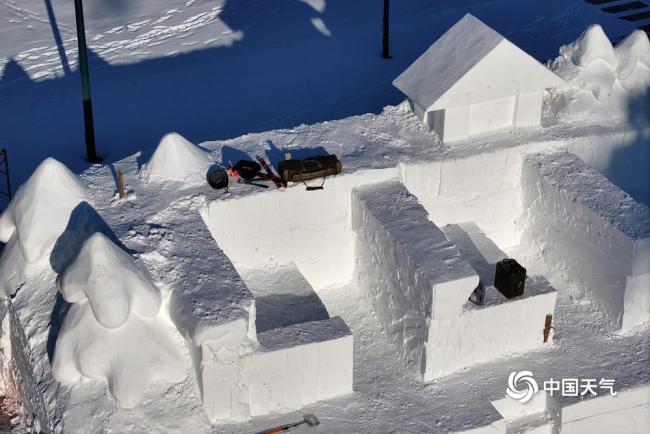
[0,0,641,207]
[1,1,649,433]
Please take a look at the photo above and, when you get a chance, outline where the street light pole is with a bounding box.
[382,0,391,59]
[73,0,100,163]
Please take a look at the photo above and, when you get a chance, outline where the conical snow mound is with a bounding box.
[59,232,162,329]
[53,232,185,408]
[0,158,88,263]
[615,30,650,79]
[140,132,213,183]
[571,24,617,68]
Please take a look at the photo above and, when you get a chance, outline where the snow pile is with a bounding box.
[549,25,650,120]
[140,132,214,183]
[52,232,185,408]
[0,158,88,264]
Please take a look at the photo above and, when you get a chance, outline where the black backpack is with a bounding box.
[233,160,262,181]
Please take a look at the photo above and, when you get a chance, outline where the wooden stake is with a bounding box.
[543,314,553,343]
[117,169,125,199]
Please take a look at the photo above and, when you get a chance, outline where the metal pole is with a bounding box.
[74,0,100,163]
[382,0,391,58]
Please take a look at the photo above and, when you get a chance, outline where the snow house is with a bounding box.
[393,14,567,143]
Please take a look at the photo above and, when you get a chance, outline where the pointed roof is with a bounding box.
[393,14,566,111]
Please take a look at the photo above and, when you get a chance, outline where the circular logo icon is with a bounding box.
[506,371,538,403]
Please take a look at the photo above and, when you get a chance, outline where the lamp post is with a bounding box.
[382,0,391,58]
[73,0,100,163]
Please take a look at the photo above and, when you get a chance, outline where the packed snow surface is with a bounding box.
[140,132,214,183]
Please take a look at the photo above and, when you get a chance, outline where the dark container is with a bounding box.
[494,258,526,299]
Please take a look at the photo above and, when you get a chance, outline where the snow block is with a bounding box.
[199,318,254,422]
[426,276,557,378]
[162,210,258,422]
[140,132,214,183]
[521,152,650,330]
[168,211,255,346]
[203,168,395,289]
[250,317,353,416]
[352,180,478,377]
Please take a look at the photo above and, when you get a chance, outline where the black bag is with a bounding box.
[207,168,229,189]
[494,259,526,299]
[277,155,342,190]
[233,160,261,181]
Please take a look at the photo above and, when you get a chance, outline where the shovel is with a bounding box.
[259,414,320,434]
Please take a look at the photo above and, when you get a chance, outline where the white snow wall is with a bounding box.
[203,126,649,291]
[202,169,395,289]
[520,152,650,330]
[566,127,650,206]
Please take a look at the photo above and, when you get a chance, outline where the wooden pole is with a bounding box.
[117,169,125,198]
[543,314,553,343]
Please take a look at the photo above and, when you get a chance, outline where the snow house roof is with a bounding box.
[393,14,566,111]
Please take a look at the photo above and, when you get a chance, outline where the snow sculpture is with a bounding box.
[393,14,566,142]
[0,158,88,264]
[52,232,185,408]
[0,158,89,297]
[550,26,650,118]
[140,132,214,183]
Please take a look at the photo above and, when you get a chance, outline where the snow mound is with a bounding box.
[615,30,650,79]
[549,25,650,119]
[53,232,185,408]
[58,232,162,329]
[140,132,213,183]
[52,302,186,408]
[0,158,88,263]
[571,24,617,68]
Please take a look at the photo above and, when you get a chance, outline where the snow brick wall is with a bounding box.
[353,181,558,379]
[352,180,479,378]
[521,151,650,331]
